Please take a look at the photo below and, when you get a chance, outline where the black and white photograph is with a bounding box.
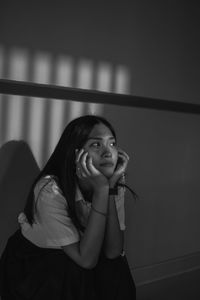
[0,1,200,299]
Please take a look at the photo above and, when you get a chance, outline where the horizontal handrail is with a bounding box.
[0,79,200,114]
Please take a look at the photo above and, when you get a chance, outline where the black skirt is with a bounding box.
[0,230,136,300]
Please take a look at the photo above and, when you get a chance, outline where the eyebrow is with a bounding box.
[87,136,115,141]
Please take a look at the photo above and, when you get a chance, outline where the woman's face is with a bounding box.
[83,123,118,178]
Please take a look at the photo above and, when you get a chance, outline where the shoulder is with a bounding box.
[34,175,63,199]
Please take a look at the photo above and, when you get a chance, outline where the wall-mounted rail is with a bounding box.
[0,79,200,114]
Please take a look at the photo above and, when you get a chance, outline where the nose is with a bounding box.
[102,146,112,158]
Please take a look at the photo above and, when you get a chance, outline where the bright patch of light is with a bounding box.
[0,46,4,77]
[68,100,84,122]
[47,56,73,158]
[76,59,93,89]
[28,52,51,166]
[48,99,65,158]
[0,46,4,145]
[56,56,74,87]
[87,103,103,115]
[96,62,112,92]
[6,49,28,141]
[68,59,94,122]
[114,65,130,94]
[78,59,103,116]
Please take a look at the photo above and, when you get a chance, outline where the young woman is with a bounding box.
[0,115,136,299]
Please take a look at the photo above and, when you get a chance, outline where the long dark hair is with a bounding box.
[24,115,117,230]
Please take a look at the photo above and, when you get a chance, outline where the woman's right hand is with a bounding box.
[76,149,109,192]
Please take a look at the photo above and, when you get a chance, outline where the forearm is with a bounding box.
[79,187,109,267]
[103,195,124,258]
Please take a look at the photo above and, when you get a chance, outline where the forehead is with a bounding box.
[88,123,114,138]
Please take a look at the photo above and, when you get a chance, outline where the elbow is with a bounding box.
[104,253,121,260]
[81,257,98,270]
[104,248,123,259]
[81,261,97,270]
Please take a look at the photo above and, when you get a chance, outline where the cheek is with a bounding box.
[86,150,99,166]
[112,150,118,165]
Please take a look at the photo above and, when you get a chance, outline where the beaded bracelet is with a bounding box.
[91,205,108,217]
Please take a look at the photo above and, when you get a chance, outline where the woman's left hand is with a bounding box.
[109,148,129,188]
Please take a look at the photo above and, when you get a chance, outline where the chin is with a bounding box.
[103,172,113,179]
[99,167,115,178]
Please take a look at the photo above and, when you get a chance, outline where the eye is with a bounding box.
[110,141,117,147]
[90,142,101,148]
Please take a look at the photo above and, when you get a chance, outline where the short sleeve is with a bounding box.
[115,186,126,231]
[35,176,80,247]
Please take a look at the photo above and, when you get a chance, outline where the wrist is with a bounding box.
[93,184,109,194]
[109,186,118,196]
[109,180,117,189]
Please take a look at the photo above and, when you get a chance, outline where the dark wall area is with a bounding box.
[0,0,200,103]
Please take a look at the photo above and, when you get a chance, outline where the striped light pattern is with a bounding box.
[28,52,52,166]
[5,49,29,141]
[0,46,130,167]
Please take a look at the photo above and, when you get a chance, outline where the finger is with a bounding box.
[79,152,91,176]
[87,156,100,175]
[118,151,129,162]
[117,147,126,155]
[76,167,89,179]
[76,162,88,178]
[76,150,90,177]
[76,166,84,178]
[76,148,84,163]
[117,147,128,155]
[116,155,128,175]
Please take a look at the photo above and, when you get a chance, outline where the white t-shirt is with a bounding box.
[18,175,126,249]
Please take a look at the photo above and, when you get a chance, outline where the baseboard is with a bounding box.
[131,251,200,287]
